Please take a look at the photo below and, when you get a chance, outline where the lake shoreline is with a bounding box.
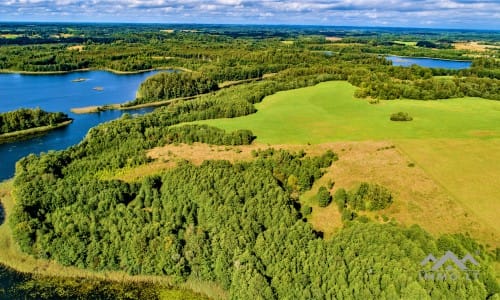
[0,119,73,145]
[386,54,472,63]
[0,66,190,76]
[71,76,267,114]
[71,97,195,114]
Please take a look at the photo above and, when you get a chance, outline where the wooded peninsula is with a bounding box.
[0,108,72,144]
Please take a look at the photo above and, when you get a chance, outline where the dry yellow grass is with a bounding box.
[325,36,343,42]
[397,139,500,240]
[130,141,500,248]
[67,45,84,51]
[454,41,500,52]
[293,141,499,247]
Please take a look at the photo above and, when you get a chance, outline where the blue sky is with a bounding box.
[0,0,499,30]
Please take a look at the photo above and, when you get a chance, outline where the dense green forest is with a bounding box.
[131,72,219,105]
[3,23,500,299]
[0,108,70,134]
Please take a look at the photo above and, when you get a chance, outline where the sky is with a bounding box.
[0,0,499,30]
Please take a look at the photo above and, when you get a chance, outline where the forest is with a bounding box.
[0,108,70,135]
[2,23,499,299]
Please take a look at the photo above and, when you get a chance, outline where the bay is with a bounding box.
[0,70,160,181]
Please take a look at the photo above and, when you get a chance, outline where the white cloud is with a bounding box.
[216,0,242,5]
[0,0,498,29]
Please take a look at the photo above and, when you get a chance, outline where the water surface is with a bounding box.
[386,55,471,69]
[0,71,159,181]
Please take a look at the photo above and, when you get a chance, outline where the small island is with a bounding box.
[0,108,72,144]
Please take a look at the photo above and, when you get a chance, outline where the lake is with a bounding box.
[386,55,472,69]
[0,70,160,181]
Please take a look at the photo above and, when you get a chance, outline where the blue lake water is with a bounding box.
[0,70,160,181]
[386,55,472,69]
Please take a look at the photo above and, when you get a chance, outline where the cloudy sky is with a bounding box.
[0,0,499,29]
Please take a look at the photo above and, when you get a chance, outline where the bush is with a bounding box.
[390,112,413,121]
[348,183,393,211]
[334,188,347,212]
[341,208,357,222]
[317,186,332,207]
[301,205,312,216]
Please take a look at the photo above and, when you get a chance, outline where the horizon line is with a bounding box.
[1,21,498,33]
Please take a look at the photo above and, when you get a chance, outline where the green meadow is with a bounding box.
[198,81,500,144]
[197,81,500,247]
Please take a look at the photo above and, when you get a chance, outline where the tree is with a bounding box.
[317,186,332,207]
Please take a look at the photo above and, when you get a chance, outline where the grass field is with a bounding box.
[393,40,418,46]
[195,81,500,248]
[198,81,499,143]
[398,139,500,234]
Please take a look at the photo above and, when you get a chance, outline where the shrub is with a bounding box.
[348,183,393,211]
[390,112,413,121]
[301,205,312,216]
[317,186,332,207]
[334,188,347,212]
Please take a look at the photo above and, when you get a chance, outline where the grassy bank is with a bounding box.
[0,120,73,144]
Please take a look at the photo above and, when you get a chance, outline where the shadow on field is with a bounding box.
[0,202,4,225]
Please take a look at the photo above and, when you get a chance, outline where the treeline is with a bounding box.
[132,72,219,105]
[2,28,499,104]
[161,125,254,146]
[0,108,70,134]
[354,75,500,100]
